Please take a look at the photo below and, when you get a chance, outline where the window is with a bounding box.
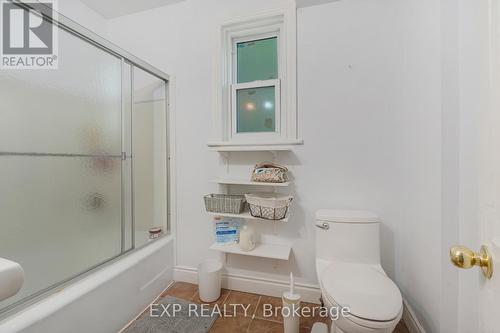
[232,35,280,135]
[233,80,280,134]
[236,37,278,83]
[212,7,299,145]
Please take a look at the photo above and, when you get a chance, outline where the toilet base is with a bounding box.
[330,318,399,333]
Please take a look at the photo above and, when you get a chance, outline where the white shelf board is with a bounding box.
[210,145,295,152]
[207,140,303,151]
[209,242,291,260]
[207,210,289,222]
[211,179,290,187]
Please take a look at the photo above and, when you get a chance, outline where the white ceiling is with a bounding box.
[80,0,185,19]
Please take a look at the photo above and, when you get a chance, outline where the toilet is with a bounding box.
[315,210,403,333]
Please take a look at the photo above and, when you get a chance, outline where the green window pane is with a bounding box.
[236,86,276,133]
[237,37,278,83]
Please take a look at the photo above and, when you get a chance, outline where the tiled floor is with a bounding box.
[161,282,410,333]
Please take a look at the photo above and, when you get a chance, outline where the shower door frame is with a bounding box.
[0,0,172,318]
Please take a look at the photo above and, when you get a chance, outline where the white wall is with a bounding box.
[297,1,442,331]
[299,1,443,331]
[58,0,108,36]
[104,0,445,331]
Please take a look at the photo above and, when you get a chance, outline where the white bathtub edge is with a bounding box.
[0,236,174,333]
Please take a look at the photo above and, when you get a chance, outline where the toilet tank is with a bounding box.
[315,209,380,265]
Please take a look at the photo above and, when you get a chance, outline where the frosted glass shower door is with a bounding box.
[0,20,123,310]
[132,68,168,248]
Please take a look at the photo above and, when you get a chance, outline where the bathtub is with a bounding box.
[0,236,174,333]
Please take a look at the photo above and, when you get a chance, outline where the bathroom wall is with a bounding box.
[103,0,445,331]
[49,0,448,331]
[299,2,443,332]
[58,0,108,36]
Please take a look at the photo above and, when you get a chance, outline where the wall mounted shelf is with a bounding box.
[209,242,291,260]
[207,210,289,223]
[210,146,295,153]
[211,179,290,187]
[207,139,296,262]
[210,145,295,161]
[207,140,303,151]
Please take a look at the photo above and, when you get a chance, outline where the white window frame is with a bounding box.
[211,5,299,146]
[231,79,281,139]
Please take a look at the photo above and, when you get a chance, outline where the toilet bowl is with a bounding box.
[314,210,403,333]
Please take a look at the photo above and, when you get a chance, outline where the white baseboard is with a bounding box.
[173,265,322,304]
[402,299,426,333]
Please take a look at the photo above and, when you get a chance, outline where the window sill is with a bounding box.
[207,139,303,152]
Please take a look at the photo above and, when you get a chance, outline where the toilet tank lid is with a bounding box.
[316,209,379,223]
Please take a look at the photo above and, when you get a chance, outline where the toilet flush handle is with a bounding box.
[315,223,329,230]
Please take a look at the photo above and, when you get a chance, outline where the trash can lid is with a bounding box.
[198,259,223,273]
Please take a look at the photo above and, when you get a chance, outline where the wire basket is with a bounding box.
[204,194,246,214]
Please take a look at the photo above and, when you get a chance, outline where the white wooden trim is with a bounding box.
[212,4,298,145]
[284,1,298,139]
[173,265,321,304]
[402,299,426,333]
[207,140,303,148]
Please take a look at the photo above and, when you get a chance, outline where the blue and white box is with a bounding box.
[215,219,240,244]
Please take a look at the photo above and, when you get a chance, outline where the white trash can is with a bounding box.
[198,259,223,302]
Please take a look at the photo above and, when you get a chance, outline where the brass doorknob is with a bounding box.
[449,245,493,279]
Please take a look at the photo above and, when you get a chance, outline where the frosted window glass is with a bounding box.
[236,86,275,133]
[237,37,278,83]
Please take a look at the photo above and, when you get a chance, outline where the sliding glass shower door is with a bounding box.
[0,3,168,314]
[132,68,168,248]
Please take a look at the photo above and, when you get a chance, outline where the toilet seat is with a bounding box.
[322,294,402,330]
[320,262,402,325]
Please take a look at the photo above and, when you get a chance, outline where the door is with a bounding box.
[450,1,500,332]
[475,0,500,326]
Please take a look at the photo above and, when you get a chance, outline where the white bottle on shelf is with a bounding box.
[238,224,255,251]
